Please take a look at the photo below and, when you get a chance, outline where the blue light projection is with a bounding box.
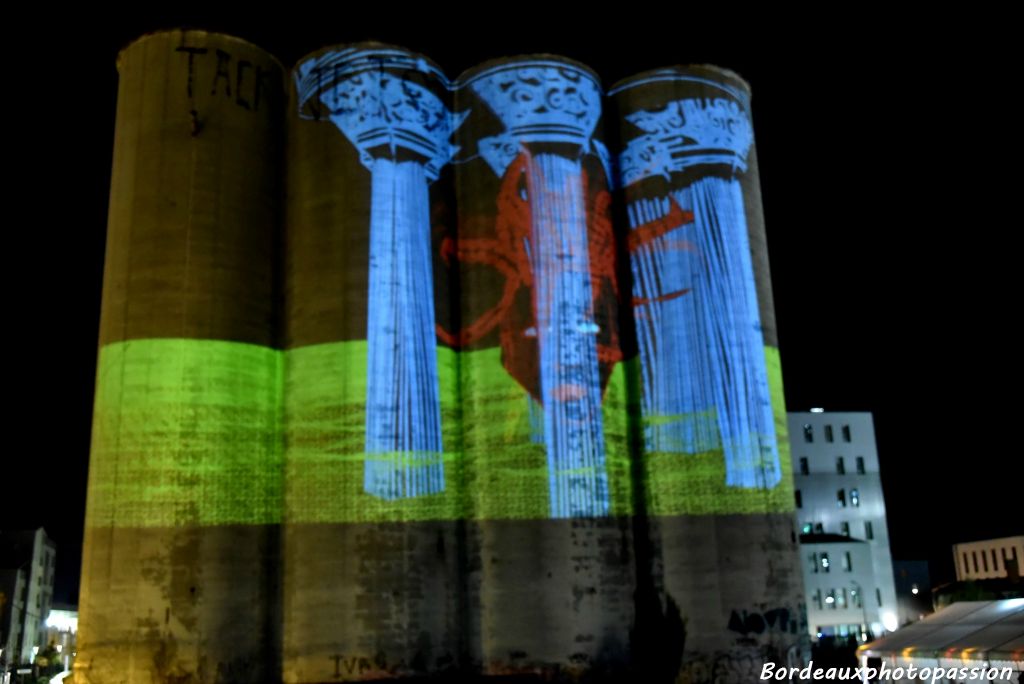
[617,90,781,489]
[295,49,466,499]
[468,63,610,517]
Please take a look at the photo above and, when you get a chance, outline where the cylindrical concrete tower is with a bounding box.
[78,30,285,684]
[452,56,637,678]
[610,65,805,680]
[283,44,470,682]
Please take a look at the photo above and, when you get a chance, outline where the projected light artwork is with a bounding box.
[614,77,781,489]
[466,63,611,517]
[80,34,805,684]
[295,49,465,499]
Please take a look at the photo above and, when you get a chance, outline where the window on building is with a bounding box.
[821,553,831,572]
[992,549,1000,572]
[802,523,813,534]
[856,456,865,474]
[851,587,862,608]
[840,522,850,536]
[876,588,883,607]
[810,553,819,574]
[804,425,814,443]
[799,457,809,475]
[837,587,847,608]
[836,457,845,475]
[813,589,823,610]
[837,489,846,507]
[843,552,853,572]
[795,490,803,508]
[842,425,851,442]
[815,523,824,534]
[825,425,834,442]
[850,489,860,507]
[865,521,874,540]
[973,552,979,574]
[982,552,989,573]
[963,552,970,576]
[826,589,837,609]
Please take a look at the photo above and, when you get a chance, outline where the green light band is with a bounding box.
[85,339,283,528]
[86,339,791,527]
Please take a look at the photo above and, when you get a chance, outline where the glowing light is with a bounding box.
[882,612,898,632]
[86,340,282,528]
[619,97,781,491]
[301,48,464,500]
[810,408,824,413]
[470,62,610,517]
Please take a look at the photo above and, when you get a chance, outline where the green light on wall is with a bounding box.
[86,339,283,528]
[87,339,791,528]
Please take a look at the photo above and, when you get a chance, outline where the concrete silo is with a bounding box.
[610,65,805,679]
[78,29,285,683]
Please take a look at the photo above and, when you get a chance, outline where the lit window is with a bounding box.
[837,489,846,507]
[837,587,847,608]
[826,589,836,609]
[836,457,845,475]
[795,490,803,508]
[821,553,831,572]
[851,588,862,608]
[803,425,813,443]
[799,457,809,475]
[842,425,851,442]
[825,425,834,442]
[856,457,865,474]
[802,523,813,534]
[850,489,860,507]
[865,521,874,540]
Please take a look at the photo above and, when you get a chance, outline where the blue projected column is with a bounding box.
[295,49,465,499]
[617,92,781,489]
[469,62,609,517]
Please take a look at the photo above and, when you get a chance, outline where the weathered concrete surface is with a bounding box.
[282,522,471,682]
[476,518,635,678]
[651,513,807,683]
[76,525,282,683]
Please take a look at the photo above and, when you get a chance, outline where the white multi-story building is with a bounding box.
[953,536,1024,581]
[788,410,898,642]
[0,528,56,666]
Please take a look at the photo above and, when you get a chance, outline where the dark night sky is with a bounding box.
[5,12,1019,604]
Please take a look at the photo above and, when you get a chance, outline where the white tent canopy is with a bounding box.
[859,600,1023,667]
